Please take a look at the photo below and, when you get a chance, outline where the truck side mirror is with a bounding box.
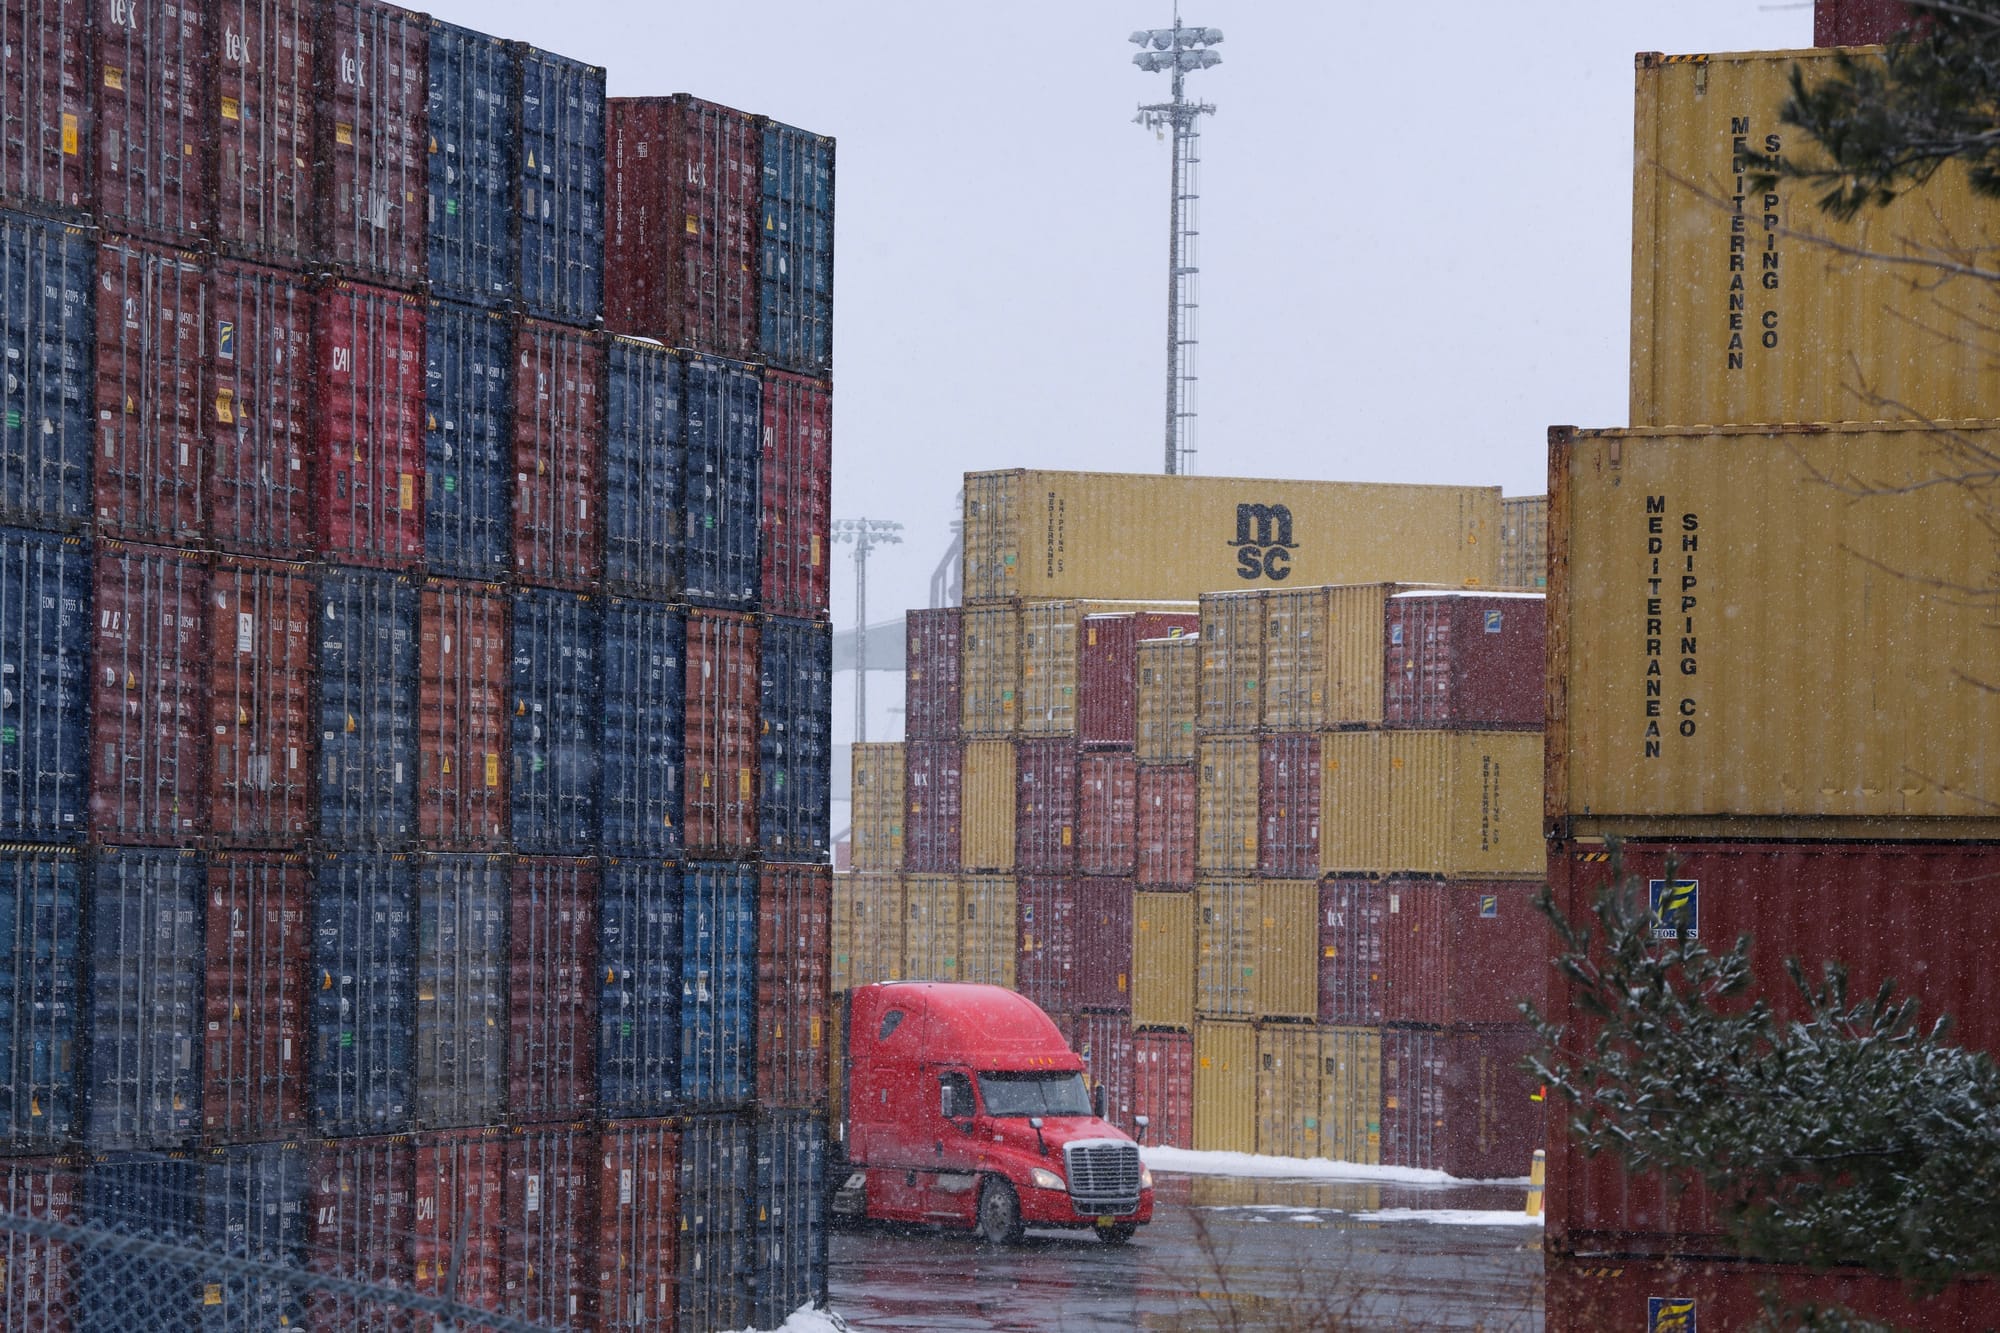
[1134,1114,1150,1143]
[1092,1083,1106,1119]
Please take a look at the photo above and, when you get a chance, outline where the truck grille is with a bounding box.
[1064,1139,1142,1215]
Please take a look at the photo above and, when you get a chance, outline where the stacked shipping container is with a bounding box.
[0,4,834,1329]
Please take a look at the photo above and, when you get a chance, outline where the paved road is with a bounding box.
[828,1172,1544,1330]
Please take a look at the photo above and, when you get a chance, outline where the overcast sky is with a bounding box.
[427,0,1814,744]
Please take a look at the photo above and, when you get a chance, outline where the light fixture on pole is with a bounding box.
[831,517,904,744]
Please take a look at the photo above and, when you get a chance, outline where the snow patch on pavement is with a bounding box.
[1141,1146,1529,1186]
[1353,1208,1545,1228]
[724,1306,851,1333]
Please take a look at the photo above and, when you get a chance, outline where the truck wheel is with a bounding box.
[976,1178,1024,1245]
[1096,1223,1138,1245]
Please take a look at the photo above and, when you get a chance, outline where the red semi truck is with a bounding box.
[831,982,1155,1243]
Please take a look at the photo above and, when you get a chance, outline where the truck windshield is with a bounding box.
[977,1072,1092,1118]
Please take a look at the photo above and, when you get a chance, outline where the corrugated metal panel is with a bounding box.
[425,22,514,307]
[202,1140,308,1329]
[1259,587,1325,731]
[1077,752,1137,876]
[1197,592,1262,731]
[1195,735,1258,873]
[757,864,830,1109]
[598,859,681,1117]
[208,262,314,556]
[1195,877,1255,1019]
[1131,1030,1192,1148]
[682,862,756,1110]
[759,121,834,377]
[93,0,211,242]
[1816,0,1917,44]
[1498,495,1546,591]
[902,740,961,874]
[422,300,513,578]
[510,588,600,853]
[1135,634,1199,762]
[1077,1010,1134,1127]
[0,2,89,218]
[752,1109,828,1330]
[760,371,831,618]
[1317,878,1387,1026]
[0,214,91,529]
[1383,591,1545,730]
[316,567,417,845]
[1630,48,2000,428]
[1377,1026,1442,1173]
[92,238,206,542]
[0,846,77,1152]
[1255,880,1318,1022]
[414,854,506,1129]
[681,351,762,609]
[1381,878,1544,1027]
[87,848,202,1150]
[904,609,961,741]
[513,46,604,326]
[1136,763,1196,887]
[1192,1019,1256,1153]
[603,335,683,598]
[507,859,597,1123]
[1318,731,1390,876]
[1074,877,1132,1012]
[899,874,959,983]
[1380,1024,1540,1179]
[1384,731,1544,879]
[1079,611,1199,749]
[1255,1022,1321,1159]
[417,579,509,849]
[80,1153,201,1324]
[500,1122,594,1325]
[1020,599,1192,736]
[963,471,1500,603]
[1320,1026,1382,1165]
[1015,738,1076,875]
[214,0,316,265]
[684,608,758,856]
[956,874,1016,989]
[0,528,87,839]
[305,1135,415,1329]
[594,1117,678,1332]
[90,543,206,843]
[313,283,426,568]
[1014,875,1075,1013]
[204,852,309,1141]
[830,872,902,992]
[959,740,1016,872]
[601,597,683,856]
[759,615,832,863]
[958,603,1019,737]
[678,1113,753,1333]
[847,743,903,872]
[1257,734,1319,878]
[318,0,428,288]
[1131,889,1193,1032]
[310,852,414,1137]
[511,319,602,588]
[0,1156,77,1331]
[411,1127,505,1313]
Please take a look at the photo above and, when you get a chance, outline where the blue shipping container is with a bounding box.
[681,353,761,609]
[0,845,78,1153]
[759,123,834,378]
[601,597,683,856]
[752,1110,828,1329]
[414,854,506,1128]
[83,1153,202,1333]
[427,22,516,307]
[598,859,680,1117]
[758,616,832,863]
[317,569,418,845]
[682,862,755,1111]
[603,335,682,597]
[511,589,601,853]
[0,526,88,840]
[0,211,92,528]
[515,46,605,326]
[679,1112,753,1333]
[312,853,415,1136]
[87,848,202,1151]
[423,300,513,578]
[203,1141,308,1331]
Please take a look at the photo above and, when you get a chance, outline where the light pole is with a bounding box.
[832,517,904,743]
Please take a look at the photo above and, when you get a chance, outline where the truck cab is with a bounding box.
[832,982,1154,1243]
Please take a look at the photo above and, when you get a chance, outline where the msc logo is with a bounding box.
[1648,1296,1696,1333]
[1649,879,1698,941]
[1228,503,1297,581]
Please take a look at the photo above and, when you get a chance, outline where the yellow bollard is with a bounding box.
[1525,1148,1546,1218]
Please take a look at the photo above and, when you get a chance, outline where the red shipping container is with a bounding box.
[605,95,760,357]
[94,0,212,241]
[1379,878,1544,1026]
[1136,764,1196,887]
[1257,734,1320,879]
[1380,1024,1543,1180]
[904,608,961,741]
[91,542,207,843]
[595,1118,679,1333]
[760,371,831,618]
[207,557,314,841]
[208,260,314,556]
[314,281,425,566]
[1016,738,1078,875]
[1382,591,1544,730]
[512,319,604,589]
[902,739,962,874]
[412,1128,505,1316]
[204,852,309,1142]
[213,0,316,262]
[508,859,597,1124]
[758,862,831,1109]
[1078,611,1199,749]
[93,238,206,543]
[1074,878,1133,1012]
[1077,1010,1135,1126]
[500,1123,595,1327]
[1077,752,1138,877]
[2,0,91,216]
[1318,878,1388,1025]
[685,608,760,855]
[1016,876,1078,1015]
[0,1157,77,1331]
[417,580,508,849]
[1130,1030,1194,1149]
[307,1135,414,1330]
[316,0,427,286]
[1815,0,1920,46]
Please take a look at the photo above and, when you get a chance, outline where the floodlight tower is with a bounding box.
[832,517,904,742]
[1131,11,1221,476]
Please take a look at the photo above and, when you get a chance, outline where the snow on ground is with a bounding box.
[1141,1146,1530,1187]
[1352,1208,1545,1228]
[724,1307,851,1333]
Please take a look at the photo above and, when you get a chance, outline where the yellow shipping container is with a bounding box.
[959,605,1019,736]
[1195,878,1257,1018]
[1263,584,1442,730]
[1252,1024,1377,1162]
[1021,598,1196,735]
[1196,736,1259,873]
[901,875,960,982]
[960,741,1017,871]
[1193,1019,1258,1154]
[1317,1026,1383,1165]
[1631,48,2000,427]
[1255,880,1319,1021]
[1255,1023,1324,1160]
[832,873,903,991]
[849,743,905,872]
[1136,635,1201,762]
[1132,891,1196,1031]
[1386,731,1543,879]
[1499,495,1547,591]
[958,875,1018,988]
[1318,731,1392,876]
[963,470,1500,604]
[1553,422,2000,837]
[1197,592,1264,732]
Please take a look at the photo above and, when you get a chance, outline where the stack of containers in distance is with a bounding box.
[1545,39,2000,1324]
[0,4,834,1329]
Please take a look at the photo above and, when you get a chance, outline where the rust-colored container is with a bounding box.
[508,858,597,1124]
[500,1122,595,1327]
[1132,889,1195,1032]
[204,851,310,1141]
[685,608,760,856]
[1078,610,1199,749]
[757,862,831,1109]
[1318,877,1388,1025]
[417,580,509,849]
[1077,752,1138,877]
[1131,1030,1193,1148]
[1382,592,1544,730]
[1015,738,1077,875]
[1016,875,1077,1016]
[1077,1010,1134,1126]
[1257,734,1319,879]
[207,556,315,842]
[1196,735,1258,874]
[512,318,603,589]
[959,740,1016,872]
[0,1156,78,1329]
[1136,763,1196,888]
[848,743,904,872]
[412,1128,505,1315]
[1498,495,1546,591]
[307,1135,415,1329]
[1379,1024,1543,1180]
[605,95,761,357]
[91,541,207,843]
[1379,878,1545,1027]
[1074,877,1133,1013]
[1020,599,1193,736]
[93,238,206,543]
[214,0,316,263]
[1264,583,1450,731]
[831,872,902,992]
[594,1117,678,1332]
[958,603,1018,737]
[957,873,1017,989]
[904,608,962,741]
[94,0,212,241]
[760,370,831,618]
[208,260,315,556]
[1815,0,1918,44]
[901,739,962,874]
[1,0,90,217]
[1197,592,1262,732]
[316,0,428,288]
[1135,633,1200,762]
[314,281,426,567]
